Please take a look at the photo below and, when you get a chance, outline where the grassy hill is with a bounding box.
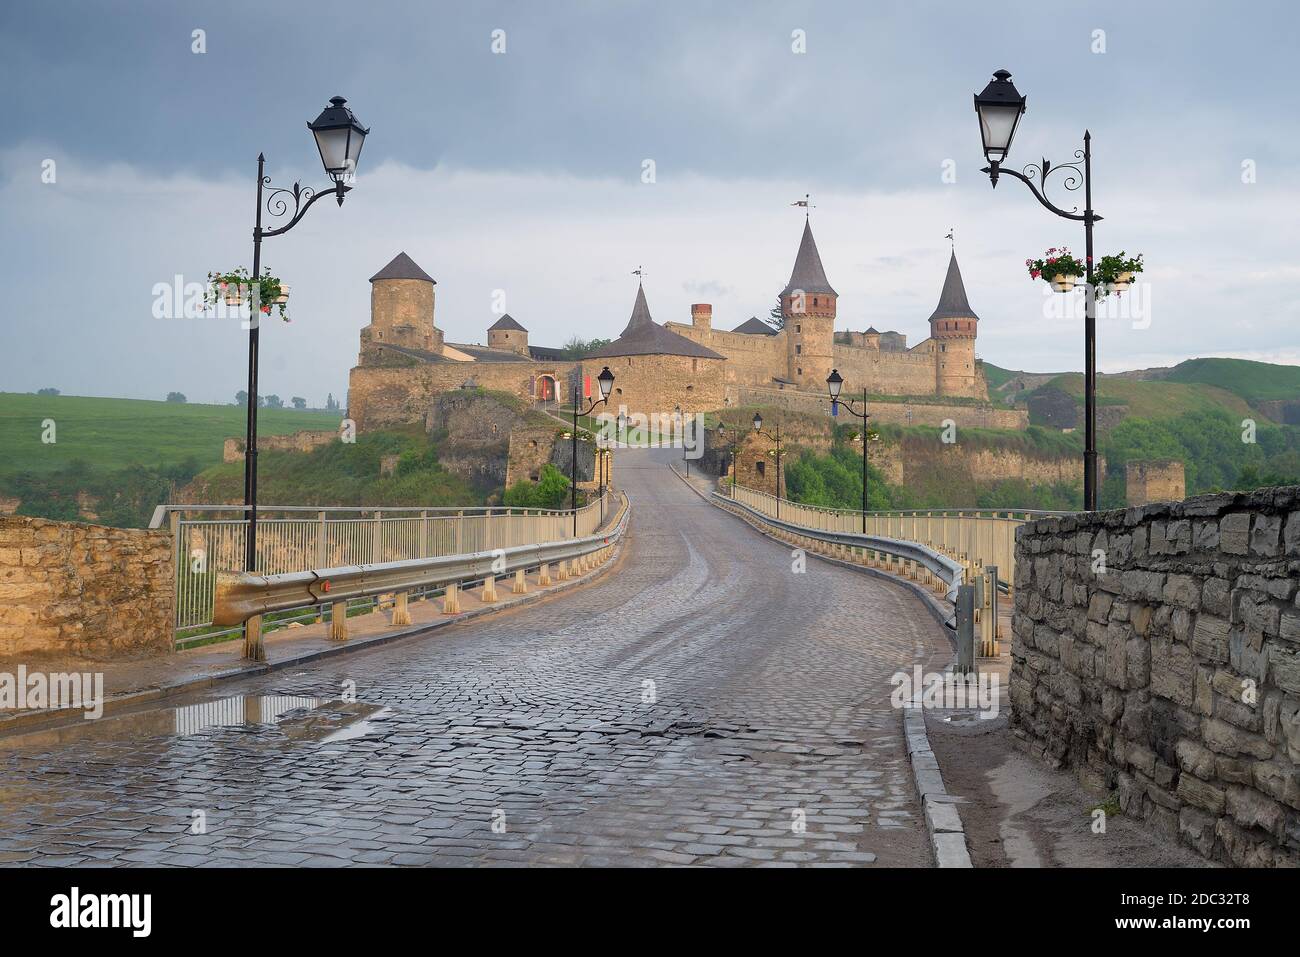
[1164,358,1300,405]
[0,392,342,474]
[186,427,480,509]
[1041,373,1255,422]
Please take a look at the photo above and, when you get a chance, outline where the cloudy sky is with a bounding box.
[2,0,1298,405]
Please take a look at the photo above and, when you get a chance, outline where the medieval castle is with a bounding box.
[347,218,992,431]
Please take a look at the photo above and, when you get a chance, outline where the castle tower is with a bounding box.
[781,218,836,390]
[487,314,530,356]
[691,303,712,330]
[927,250,980,397]
[368,252,442,354]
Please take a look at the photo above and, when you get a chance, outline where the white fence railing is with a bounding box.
[723,483,1069,587]
[161,495,613,641]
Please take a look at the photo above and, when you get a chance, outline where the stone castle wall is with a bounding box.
[665,322,788,389]
[582,355,726,418]
[666,318,988,403]
[872,444,1092,489]
[0,517,174,658]
[1127,460,1187,506]
[349,361,576,431]
[1011,486,1300,867]
[223,429,339,463]
[831,342,944,398]
[729,384,1027,430]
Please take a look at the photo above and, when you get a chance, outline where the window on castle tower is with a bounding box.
[796,344,802,355]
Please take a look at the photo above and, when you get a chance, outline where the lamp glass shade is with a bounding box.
[753,413,763,432]
[596,366,615,401]
[826,368,844,399]
[973,70,1026,163]
[308,96,369,181]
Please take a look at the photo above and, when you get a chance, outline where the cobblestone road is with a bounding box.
[0,450,952,867]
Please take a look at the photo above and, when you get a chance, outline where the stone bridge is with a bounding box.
[3,451,1285,868]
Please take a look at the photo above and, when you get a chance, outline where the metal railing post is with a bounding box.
[955,585,975,675]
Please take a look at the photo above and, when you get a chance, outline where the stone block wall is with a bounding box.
[1011,485,1300,866]
[729,384,1027,430]
[223,429,339,463]
[0,517,175,659]
[1127,460,1187,506]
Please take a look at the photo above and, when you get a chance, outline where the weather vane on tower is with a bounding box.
[791,193,815,218]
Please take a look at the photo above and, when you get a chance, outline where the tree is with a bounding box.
[235,390,248,406]
[166,392,187,403]
[767,295,784,330]
[560,337,613,360]
[36,387,60,396]
[291,396,307,410]
[325,393,340,411]
[264,394,284,409]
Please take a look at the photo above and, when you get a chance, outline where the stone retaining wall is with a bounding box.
[1011,485,1300,866]
[0,517,174,659]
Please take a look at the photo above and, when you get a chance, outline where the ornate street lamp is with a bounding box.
[973,69,1102,510]
[240,96,369,662]
[571,367,614,535]
[752,412,784,519]
[973,70,1026,176]
[827,369,870,532]
[308,96,369,187]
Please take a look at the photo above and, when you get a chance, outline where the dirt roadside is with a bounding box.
[926,710,1211,868]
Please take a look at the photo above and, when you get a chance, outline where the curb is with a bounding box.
[689,471,973,868]
[0,525,631,739]
[903,706,973,868]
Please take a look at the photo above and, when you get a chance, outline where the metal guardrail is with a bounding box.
[722,483,1065,589]
[163,493,613,642]
[213,493,630,627]
[712,491,966,601]
[714,488,1008,666]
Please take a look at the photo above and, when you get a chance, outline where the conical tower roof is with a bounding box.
[488,314,527,332]
[927,251,979,323]
[369,251,436,284]
[781,219,837,298]
[589,284,724,359]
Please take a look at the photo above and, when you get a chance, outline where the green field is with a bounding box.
[0,393,342,474]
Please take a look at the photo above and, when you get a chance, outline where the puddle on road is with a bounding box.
[0,695,391,750]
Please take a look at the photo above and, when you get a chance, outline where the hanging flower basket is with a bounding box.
[206,268,290,321]
[1093,252,1144,299]
[1026,248,1086,293]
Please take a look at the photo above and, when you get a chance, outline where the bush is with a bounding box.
[503,464,570,509]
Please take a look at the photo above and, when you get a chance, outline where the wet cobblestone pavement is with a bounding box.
[0,451,951,867]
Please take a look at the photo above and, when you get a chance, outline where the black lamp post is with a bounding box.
[242,96,369,578]
[827,369,870,532]
[675,404,689,477]
[974,69,1102,510]
[571,367,615,535]
[717,424,740,498]
[596,448,611,527]
[752,412,784,519]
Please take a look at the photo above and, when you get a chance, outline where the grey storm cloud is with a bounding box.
[2,0,1300,403]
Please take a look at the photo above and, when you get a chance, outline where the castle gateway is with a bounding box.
[346,219,989,431]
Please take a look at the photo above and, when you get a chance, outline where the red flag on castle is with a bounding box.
[584,375,591,398]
